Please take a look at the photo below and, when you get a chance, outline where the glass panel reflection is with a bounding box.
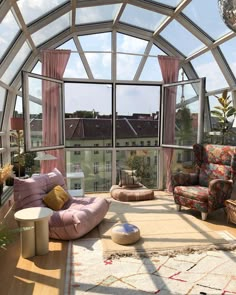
[66,150,112,192]
[162,81,200,147]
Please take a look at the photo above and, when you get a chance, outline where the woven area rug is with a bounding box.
[97,193,236,258]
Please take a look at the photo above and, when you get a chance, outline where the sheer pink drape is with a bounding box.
[41,49,71,175]
[158,55,180,192]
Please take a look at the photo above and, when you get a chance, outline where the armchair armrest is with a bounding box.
[171,172,199,187]
[208,179,233,211]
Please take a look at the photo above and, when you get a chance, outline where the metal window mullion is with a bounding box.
[211,47,236,87]
[133,40,153,81]
[73,36,94,79]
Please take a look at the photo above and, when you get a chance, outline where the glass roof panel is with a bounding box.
[182,0,230,40]
[79,33,111,52]
[31,13,70,46]
[1,41,31,84]
[85,53,111,79]
[160,19,204,56]
[75,4,121,25]
[117,54,142,80]
[151,0,182,6]
[63,53,88,79]
[117,33,148,54]
[120,4,166,32]
[57,38,77,51]
[140,45,165,81]
[31,61,42,75]
[139,57,162,81]
[0,10,20,60]
[17,0,68,25]
[191,51,228,92]
[220,38,236,78]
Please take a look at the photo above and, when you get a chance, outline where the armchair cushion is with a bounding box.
[174,185,209,202]
[199,163,231,186]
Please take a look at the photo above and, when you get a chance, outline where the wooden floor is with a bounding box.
[0,192,236,295]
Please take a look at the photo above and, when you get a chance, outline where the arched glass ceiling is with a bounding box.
[1,0,236,118]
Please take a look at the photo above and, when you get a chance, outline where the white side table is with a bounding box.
[67,171,85,197]
[14,207,53,258]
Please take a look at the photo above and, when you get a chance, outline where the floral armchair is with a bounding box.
[171,144,236,220]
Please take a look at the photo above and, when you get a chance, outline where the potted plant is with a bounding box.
[210,90,236,144]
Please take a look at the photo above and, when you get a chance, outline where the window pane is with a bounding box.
[152,0,182,6]
[116,149,159,189]
[66,150,112,192]
[17,0,68,24]
[191,51,228,91]
[0,87,6,126]
[139,44,166,81]
[75,4,121,25]
[79,33,111,52]
[63,53,88,79]
[160,20,204,56]
[162,81,200,147]
[0,10,20,60]
[171,148,195,173]
[182,0,230,40]
[31,13,70,46]
[120,4,166,31]
[85,53,111,79]
[65,83,112,147]
[1,42,31,84]
[220,38,236,78]
[116,85,160,147]
[24,73,64,151]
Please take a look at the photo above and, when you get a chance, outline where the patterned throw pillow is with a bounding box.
[119,169,138,187]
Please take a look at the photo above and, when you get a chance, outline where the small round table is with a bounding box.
[14,207,53,258]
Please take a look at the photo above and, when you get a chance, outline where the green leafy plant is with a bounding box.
[211,90,236,144]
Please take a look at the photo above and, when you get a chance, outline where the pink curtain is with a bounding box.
[41,49,71,175]
[158,55,180,192]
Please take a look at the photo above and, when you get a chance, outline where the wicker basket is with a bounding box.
[225,200,236,225]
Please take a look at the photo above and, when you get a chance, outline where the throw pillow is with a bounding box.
[119,169,138,187]
[43,185,70,211]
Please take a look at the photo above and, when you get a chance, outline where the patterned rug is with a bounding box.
[64,238,236,295]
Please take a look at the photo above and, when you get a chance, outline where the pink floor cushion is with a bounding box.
[14,168,110,240]
[49,197,110,240]
[110,185,154,202]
